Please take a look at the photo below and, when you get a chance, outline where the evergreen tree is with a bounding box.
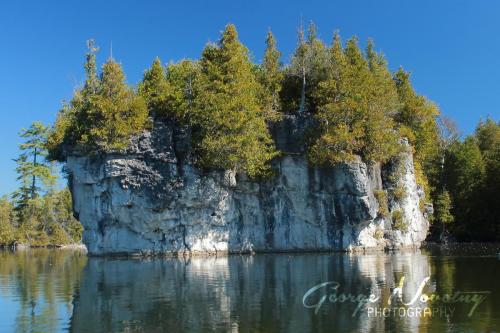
[363,40,400,162]
[165,59,200,122]
[0,197,15,245]
[138,57,171,117]
[309,32,363,164]
[310,34,399,165]
[192,24,278,178]
[260,30,283,119]
[434,190,454,237]
[394,68,440,163]
[87,58,148,151]
[12,122,55,212]
[285,22,329,113]
[47,41,149,157]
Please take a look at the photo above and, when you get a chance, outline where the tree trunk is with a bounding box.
[31,148,37,199]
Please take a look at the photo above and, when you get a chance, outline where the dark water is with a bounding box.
[0,245,499,333]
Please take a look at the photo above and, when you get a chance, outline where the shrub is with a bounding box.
[374,227,384,240]
[374,190,389,218]
[393,186,406,201]
[392,209,407,231]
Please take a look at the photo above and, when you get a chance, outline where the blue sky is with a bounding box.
[1,0,499,196]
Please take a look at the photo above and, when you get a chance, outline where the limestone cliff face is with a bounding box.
[67,115,429,255]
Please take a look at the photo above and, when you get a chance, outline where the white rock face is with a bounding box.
[66,116,429,256]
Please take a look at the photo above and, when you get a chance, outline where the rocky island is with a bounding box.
[67,115,429,255]
[45,24,441,255]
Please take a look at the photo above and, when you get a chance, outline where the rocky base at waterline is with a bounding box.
[67,115,430,256]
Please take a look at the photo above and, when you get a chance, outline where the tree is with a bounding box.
[87,58,149,151]
[434,190,454,237]
[165,59,200,122]
[12,122,55,212]
[309,32,362,164]
[0,197,15,245]
[362,39,400,162]
[309,34,400,165]
[138,57,171,117]
[444,138,485,203]
[285,22,329,113]
[473,118,500,238]
[259,30,283,119]
[192,24,278,178]
[393,68,440,164]
[47,41,149,157]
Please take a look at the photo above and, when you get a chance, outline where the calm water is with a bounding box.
[0,245,499,333]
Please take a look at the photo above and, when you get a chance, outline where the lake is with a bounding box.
[0,245,499,332]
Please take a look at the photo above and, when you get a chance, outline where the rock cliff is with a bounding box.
[66,115,429,255]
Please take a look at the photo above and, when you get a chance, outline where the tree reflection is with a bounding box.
[0,249,87,333]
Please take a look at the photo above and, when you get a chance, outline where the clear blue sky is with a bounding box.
[1,0,499,196]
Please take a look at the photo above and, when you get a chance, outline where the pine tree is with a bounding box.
[362,40,400,162]
[87,58,148,151]
[12,122,55,213]
[47,41,148,157]
[138,57,171,117]
[393,68,440,164]
[286,22,329,113]
[165,59,200,122]
[260,30,283,119]
[192,24,278,178]
[434,190,454,237]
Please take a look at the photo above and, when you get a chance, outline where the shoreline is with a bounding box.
[2,243,88,252]
[2,241,499,258]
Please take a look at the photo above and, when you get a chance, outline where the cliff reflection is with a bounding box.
[70,251,436,333]
[1,248,497,332]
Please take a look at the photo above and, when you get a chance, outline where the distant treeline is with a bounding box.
[0,123,82,247]
[1,23,497,245]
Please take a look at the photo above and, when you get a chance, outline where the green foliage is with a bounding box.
[138,57,200,122]
[393,68,440,185]
[441,119,500,240]
[138,57,171,117]
[309,34,401,165]
[258,30,284,120]
[374,227,384,240]
[83,59,149,151]
[165,60,199,122]
[191,24,278,178]
[0,190,82,247]
[392,210,407,232]
[47,41,149,158]
[5,121,83,247]
[374,190,389,218]
[444,137,485,202]
[0,197,15,245]
[393,186,406,201]
[282,22,330,113]
[434,190,454,225]
[13,122,56,213]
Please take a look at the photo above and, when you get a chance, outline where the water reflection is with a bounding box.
[0,249,87,333]
[0,247,499,332]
